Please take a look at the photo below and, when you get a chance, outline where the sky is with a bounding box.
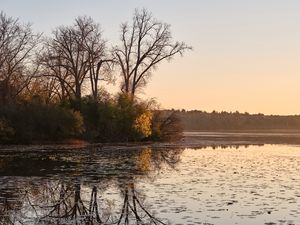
[2,0,300,115]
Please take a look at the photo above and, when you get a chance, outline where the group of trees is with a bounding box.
[0,9,190,143]
[176,110,300,131]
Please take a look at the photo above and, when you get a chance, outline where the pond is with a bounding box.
[0,132,300,225]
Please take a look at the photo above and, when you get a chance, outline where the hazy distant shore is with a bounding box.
[169,110,300,131]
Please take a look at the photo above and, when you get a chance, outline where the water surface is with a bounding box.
[1,133,300,225]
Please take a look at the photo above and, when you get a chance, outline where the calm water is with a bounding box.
[1,133,300,225]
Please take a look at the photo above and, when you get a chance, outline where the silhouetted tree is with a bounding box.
[151,110,183,141]
[0,11,40,104]
[114,9,191,96]
[43,16,112,101]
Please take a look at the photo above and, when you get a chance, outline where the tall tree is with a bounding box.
[114,9,191,96]
[38,43,74,102]
[43,16,111,101]
[0,12,40,104]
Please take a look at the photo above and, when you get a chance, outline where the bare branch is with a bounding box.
[114,8,191,97]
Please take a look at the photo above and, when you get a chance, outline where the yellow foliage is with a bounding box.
[133,111,153,138]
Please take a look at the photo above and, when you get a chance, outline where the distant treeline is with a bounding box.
[170,110,300,131]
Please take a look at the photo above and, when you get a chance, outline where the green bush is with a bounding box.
[0,94,183,144]
[0,103,84,143]
[79,94,159,142]
[80,96,119,142]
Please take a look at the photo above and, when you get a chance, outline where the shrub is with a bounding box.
[0,117,15,143]
[79,94,157,142]
[0,103,84,143]
[80,97,119,142]
[0,93,183,143]
[151,111,183,142]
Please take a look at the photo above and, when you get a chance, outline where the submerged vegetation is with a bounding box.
[0,9,190,144]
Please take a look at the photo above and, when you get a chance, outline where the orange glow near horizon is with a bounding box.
[145,48,300,115]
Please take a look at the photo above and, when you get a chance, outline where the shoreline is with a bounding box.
[2,131,300,150]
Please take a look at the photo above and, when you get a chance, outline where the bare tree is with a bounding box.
[114,9,191,97]
[0,11,40,104]
[43,16,112,101]
[22,75,62,104]
[38,44,74,102]
[85,30,114,101]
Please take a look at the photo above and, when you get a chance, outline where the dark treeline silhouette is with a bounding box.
[0,9,190,144]
[168,110,300,131]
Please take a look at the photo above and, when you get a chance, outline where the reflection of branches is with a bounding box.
[19,180,169,225]
[33,182,72,219]
[0,199,14,225]
[33,181,113,225]
[187,144,264,150]
[117,183,167,225]
[136,148,183,173]
[157,149,182,169]
[148,148,183,171]
[0,147,184,224]
[68,182,88,220]
[88,186,104,224]
[0,191,24,225]
[41,182,89,223]
[24,190,38,217]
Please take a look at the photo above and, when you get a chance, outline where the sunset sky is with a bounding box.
[2,0,300,115]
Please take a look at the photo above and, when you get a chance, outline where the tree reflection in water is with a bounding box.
[0,147,183,224]
[33,180,112,224]
[116,182,167,225]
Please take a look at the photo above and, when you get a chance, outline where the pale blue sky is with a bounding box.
[2,1,300,114]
